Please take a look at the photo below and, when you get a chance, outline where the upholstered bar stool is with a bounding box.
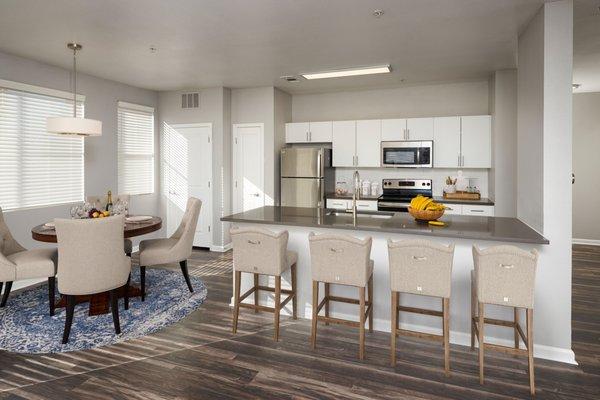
[471,245,539,396]
[230,227,297,341]
[388,239,454,375]
[308,233,374,360]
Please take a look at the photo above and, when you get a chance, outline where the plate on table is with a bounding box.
[126,216,153,223]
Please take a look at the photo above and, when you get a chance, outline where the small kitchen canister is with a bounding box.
[371,182,380,196]
[361,180,371,196]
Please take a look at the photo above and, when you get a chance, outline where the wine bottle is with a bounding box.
[106,190,113,212]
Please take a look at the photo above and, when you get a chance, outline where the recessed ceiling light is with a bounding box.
[373,9,384,18]
[572,83,581,89]
[300,65,391,80]
[149,46,158,53]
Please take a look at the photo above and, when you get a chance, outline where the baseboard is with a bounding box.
[572,238,600,246]
[210,242,232,252]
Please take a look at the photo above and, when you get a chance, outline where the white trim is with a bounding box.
[232,123,265,214]
[0,78,85,101]
[170,123,212,129]
[572,238,600,246]
[117,101,154,113]
[210,242,232,253]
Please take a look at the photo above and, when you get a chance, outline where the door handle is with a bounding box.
[252,193,260,197]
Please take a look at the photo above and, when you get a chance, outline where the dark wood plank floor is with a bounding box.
[0,245,599,399]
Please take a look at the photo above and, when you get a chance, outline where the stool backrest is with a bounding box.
[388,239,455,298]
[309,233,372,287]
[230,227,289,276]
[473,245,538,309]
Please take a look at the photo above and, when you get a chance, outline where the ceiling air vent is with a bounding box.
[280,75,300,83]
[181,93,199,109]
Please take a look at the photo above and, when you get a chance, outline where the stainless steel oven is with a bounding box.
[381,141,433,168]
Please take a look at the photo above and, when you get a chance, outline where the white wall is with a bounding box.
[573,93,600,242]
[0,50,161,254]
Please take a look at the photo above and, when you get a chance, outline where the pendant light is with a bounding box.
[47,43,102,136]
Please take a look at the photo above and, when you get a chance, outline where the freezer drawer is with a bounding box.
[281,178,324,208]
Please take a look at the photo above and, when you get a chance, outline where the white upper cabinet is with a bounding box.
[433,117,461,168]
[460,115,491,168]
[285,122,310,143]
[406,118,434,140]
[332,121,356,167]
[381,119,406,141]
[356,120,381,167]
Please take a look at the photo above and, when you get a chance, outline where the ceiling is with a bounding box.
[0,0,590,95]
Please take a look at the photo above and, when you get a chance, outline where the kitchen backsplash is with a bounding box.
[333,168,490,198]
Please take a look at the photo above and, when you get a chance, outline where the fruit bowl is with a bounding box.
[408,206,445,221]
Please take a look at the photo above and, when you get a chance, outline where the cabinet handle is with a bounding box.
[470,209,484,213]
[458,154,460,166]
[406,129,410,140]
[306,132,309,142]
[309,131,312,141]
[461,155,465,166]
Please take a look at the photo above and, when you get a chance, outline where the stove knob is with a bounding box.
[427,182,431,186]
[422,182,426,186]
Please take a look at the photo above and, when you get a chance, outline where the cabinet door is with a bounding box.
[332,121,356,167]
[406,118,434,140]
[327,199,349,210]
[356,120,381,167]
[381,119,406,141]
[355,200,378,211]
[462,205,494,216]
[285,122,310,143]
[441,204,463,215]
[309,121,333,142]
[433,117,461,168]
[461,116,491,168]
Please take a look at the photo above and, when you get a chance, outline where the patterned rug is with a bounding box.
[0,268,207,354]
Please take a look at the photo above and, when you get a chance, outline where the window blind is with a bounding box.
[0,88,84,211]
[117,102,155,195]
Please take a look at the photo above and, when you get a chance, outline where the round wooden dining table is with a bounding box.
[31,216,162,316]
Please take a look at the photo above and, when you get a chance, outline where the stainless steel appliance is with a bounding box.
[377,178,432,212]
[281,147,332,208]
[381,141,433,168]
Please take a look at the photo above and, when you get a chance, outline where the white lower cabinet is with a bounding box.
[327,199,349,210]
[462,205,495,216]
[442,204,463,215]
[326,198,378,211]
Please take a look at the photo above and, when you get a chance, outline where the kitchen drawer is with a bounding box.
[327,199,349,210]
[355,200,378,211]
[442,204,463,215]
[462,205,495,216]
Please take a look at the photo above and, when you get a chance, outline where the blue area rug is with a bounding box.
[0,268,207,354]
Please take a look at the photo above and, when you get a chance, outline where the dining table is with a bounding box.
[31,215,162,316]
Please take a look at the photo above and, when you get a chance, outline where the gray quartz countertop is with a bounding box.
[326,193,494,205]
[221,206,548,245]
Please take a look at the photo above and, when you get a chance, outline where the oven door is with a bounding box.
[381,141,433,168]
[377,201,411,213]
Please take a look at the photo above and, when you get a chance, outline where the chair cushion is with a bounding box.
[124,238,133,255]
[139,238,179,266]
[286,250,298,268]
[8,248,57,280]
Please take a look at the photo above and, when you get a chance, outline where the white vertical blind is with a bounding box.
[117,102,155,195]
[0,88,84,211]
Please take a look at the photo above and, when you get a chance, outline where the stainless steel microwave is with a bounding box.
[381,141,433,168]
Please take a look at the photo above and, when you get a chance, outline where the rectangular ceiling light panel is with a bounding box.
[301,65,391,80]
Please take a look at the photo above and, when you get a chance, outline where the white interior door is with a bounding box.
[164,123,213,248]
[233,124,265,213]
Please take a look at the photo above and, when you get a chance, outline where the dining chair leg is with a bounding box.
[478,302,485,384]
[291,263,297,320]
[390,291,398,366]
[0,282,3,301]
[62,295,76,344]
[527,308,535,396]
[180,260,194,293]
[324,282,330,325]
[443,297,450,376]
[470,279,476,350]
[273,275,281,341]
[124,273,131,310]
[368,275,374,333]
[48,277,56,316]
[253,273,259,313]
[0,281,12,307]
[359,286,366,360]
[232,271,241,334]
[140,266,146,301]
[110,289,121,335]
[311,280,318,349]
[514,307,519,349]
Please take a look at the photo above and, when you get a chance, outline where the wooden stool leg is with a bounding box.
[232,271,241,334]
[368,275,374,333]
[514,307,519,349]
[443,297,450,376]
[396,292,400,331]
[324,282,330,325]
[390,291,398,366]
[471,279,476,350]
[527,308,535,396]
[253,273,259,313]
[291,263,297,320]
[311,280,319,349]
[274,275,281,341]
[359,286,366,360]
[478,302,485,384]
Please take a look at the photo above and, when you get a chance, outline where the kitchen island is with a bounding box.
[221,206,574,364]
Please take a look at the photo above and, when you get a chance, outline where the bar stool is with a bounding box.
[308,232,373,360]
[230,227,297,341]
[388,239,455,375]
[471,245,538,396]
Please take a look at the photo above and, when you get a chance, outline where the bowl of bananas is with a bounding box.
[408,195,446,221]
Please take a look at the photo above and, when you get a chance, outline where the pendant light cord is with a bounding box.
[72,47,77,118]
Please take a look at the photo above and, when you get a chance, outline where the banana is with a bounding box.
[419,198,433,211]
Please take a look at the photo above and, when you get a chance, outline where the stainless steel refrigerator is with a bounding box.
[280,147,332,208]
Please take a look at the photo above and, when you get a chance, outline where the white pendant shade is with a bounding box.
[47,116,102,136]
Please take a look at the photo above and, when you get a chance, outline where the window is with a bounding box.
[0,84,84,211]
[117,101,155,195]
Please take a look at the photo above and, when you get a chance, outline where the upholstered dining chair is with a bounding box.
[138,197,201,300]
[55,215,131,344]
[0,207,58,315]
[87,194,132,256]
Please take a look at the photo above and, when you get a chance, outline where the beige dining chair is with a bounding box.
[138,197,201,300]
[0,207,58,315]
[55,215,131,344]
[87,194,132,256]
